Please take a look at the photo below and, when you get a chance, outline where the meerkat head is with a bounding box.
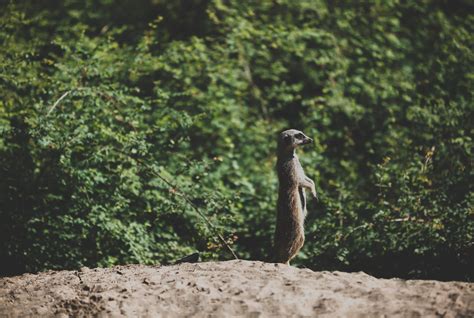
[278,129,313,153]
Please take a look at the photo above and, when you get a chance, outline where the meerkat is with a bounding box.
[273,129,317,265]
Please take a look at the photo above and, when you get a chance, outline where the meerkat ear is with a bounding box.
[283,134,292,143]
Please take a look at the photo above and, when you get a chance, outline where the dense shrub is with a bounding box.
[1,0,472,280]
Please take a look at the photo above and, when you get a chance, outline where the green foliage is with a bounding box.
[1,0,472,280]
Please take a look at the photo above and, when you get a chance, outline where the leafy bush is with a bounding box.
[0,0,472,280]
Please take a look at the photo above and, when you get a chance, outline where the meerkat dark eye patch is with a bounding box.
[296,133,304,139]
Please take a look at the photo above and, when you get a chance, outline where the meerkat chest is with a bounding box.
[293,156,306,182]
[278,155,306,186]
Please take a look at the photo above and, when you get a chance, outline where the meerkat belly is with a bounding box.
[276,187,305,233]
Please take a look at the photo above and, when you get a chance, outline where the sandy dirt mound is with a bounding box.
[1,260,473,317]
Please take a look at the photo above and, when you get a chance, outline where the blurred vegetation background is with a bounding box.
[0,0,472,281]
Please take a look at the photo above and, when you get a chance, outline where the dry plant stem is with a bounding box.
[47,90,72,116]
[47,87,87,116]
[122,151,239,260]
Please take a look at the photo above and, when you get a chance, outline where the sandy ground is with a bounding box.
[1,260,473,317]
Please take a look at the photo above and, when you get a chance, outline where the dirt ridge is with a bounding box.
[1,260,473,317]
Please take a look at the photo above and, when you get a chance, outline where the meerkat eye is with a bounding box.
[296,133,304,139]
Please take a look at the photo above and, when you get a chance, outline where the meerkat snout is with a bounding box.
[278,129,313,152]
[301,136,313,145]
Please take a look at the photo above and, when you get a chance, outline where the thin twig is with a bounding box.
[342,223,371,240]
[389,217,425,223]
[47,90,72,116]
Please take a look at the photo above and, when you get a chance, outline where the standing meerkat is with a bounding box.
[274,129,317,265]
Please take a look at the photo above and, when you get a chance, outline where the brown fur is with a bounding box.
[273,129,317,265]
